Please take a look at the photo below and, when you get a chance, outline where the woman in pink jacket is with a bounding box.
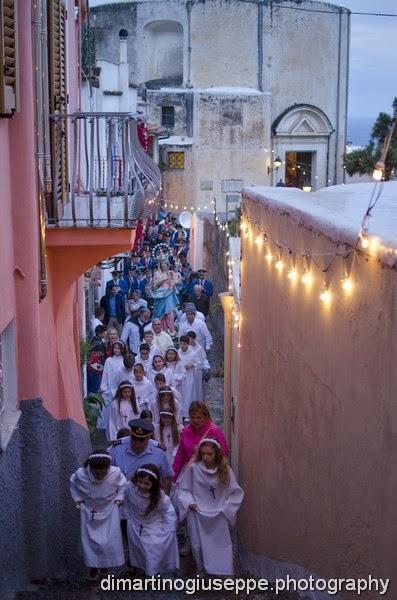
[172,401,229,483]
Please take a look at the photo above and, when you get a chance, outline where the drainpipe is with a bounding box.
[343,11,351,184]
[334,8,343,184]
[32,0,48,301]
[186,1,192,87]
[257,0,264,92]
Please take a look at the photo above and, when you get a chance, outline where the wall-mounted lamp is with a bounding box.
[302,185,312,192]
[267,156,282,175]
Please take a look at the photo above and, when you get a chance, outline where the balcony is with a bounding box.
[45,112,161,228]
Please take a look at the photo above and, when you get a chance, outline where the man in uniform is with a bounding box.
[109,418,172,494]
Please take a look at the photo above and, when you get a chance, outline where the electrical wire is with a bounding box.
[272,5,397,17]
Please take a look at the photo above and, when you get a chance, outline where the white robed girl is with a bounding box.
[186,332,210,402]
[150,385,182,426]
[124,464,179,575]
[178,336,198,418]
[164,347,186,395]
[178,438,244,576]
[131,363,154,412]
[107,381,139,441]
[98,341,126,429]
[70,452,126,577]
[147,354,170,384]
[154,410,183,463]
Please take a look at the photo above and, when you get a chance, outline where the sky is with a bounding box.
[319,0,397,120]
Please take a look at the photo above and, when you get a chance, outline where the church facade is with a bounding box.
[90,0,350,211]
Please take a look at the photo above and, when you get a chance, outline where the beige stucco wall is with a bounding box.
[236,193,397,595]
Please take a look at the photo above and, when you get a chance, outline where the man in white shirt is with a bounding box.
[121,319,141,355]
[144,319,173,356]
[178,304,213,352]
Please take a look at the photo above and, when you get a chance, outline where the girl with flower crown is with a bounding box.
[178,438,244,576]
[70,451,126,579]
[124,463,179,575]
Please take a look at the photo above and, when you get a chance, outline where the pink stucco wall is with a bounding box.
[237,194,397,596]
[0,1,134,429]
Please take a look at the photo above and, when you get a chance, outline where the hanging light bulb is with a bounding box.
[266,250,273,263]
[372,160,385,181]
[341,277,353,292]
[320,286,331,303]
[301,271,313,285]
[275,259,284,271]
[361,236,370,249]
[287,268,298,281]
[255,234,262,247]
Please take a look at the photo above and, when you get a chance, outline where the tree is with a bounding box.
[345,98,397,181]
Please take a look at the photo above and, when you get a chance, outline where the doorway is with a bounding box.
[285,151,313,189]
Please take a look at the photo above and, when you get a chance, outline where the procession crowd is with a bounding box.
[71,214,244,581]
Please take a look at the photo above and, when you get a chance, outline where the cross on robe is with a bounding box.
[139,524,143,536]
[122,413,128,423]
[90,507,97,520]
[209,486,216,499]
[167,433,171,443]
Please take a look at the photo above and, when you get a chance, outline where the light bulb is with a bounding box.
[275,259,284,271]
[361,237,370,249]
[301,271,313,285]
[266,251,273,263]
[287,269,298,281]
[320,288,331,303]
[372,160,385,181]
[255,235,262,246]
[341,277,353,291]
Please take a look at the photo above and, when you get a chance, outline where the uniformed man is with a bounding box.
[109,418,172,494]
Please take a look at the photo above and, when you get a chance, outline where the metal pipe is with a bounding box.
[334,8,343,184]
[106,117,112,226]
[257,0,264,92]
[33,0,47,300]
[89,117,95,224]
[71,117,78,225]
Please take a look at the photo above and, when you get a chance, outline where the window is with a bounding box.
[0,320,19,452]
[162,106,175,128]
[48,0,68,212]
[0,0,18,116]
[168,151,184,170]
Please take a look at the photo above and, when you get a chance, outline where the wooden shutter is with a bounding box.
[48,0,68,210]
[0,0,18,116]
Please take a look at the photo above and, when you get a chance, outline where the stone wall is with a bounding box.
[0,400,91,600]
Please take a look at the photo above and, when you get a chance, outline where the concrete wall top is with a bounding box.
[244,182,397,263]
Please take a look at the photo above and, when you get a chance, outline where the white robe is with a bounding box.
[147,366,170,385]
[137,356,152,377]
[189,343,210,402]
[132,376,154,412]
[165,361,186,394]
[150,394,182,426]
[124,484,179,575]
[114,365,135,388]
[154,422,183,463]
[98,355,124,429]
[178,347,197,418]
[107,398,140,441]
[121,320,141,354]
[70,466,126,568]
[178,462,244,575]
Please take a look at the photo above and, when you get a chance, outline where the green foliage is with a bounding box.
[83,393,105,434]
[345,98,397,180]
[80,337,92,367]
[227,205,241,237]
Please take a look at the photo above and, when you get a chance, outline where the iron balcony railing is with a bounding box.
[47,112,161,227]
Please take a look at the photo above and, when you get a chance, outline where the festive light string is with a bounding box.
[239,211,359,304]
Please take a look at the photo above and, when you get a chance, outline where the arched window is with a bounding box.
[143,20,183,85]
